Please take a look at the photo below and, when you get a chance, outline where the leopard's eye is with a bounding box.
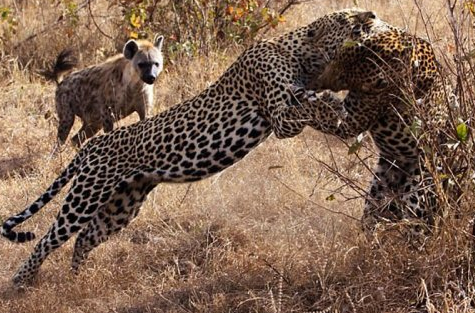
[352,26,361,35]
[375,78,388,89]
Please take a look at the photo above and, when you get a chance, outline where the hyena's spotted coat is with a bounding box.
[44,35,164,147]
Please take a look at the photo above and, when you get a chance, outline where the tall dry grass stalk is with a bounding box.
[0,0,474,312]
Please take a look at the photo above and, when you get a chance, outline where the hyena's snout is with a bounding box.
[143,74,156,84]
[141,64,161,85]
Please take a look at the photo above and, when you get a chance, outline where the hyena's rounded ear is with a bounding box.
[153,35,164,51]
[123,40,139,60]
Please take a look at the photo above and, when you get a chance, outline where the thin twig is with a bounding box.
[87,0,113,40]
[13,0,90,49]
[256,0,306,36]
[259,256,291,285]
[271,172,359,221]
[178,184,192,208]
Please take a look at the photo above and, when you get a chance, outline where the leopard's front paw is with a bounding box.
[289,84,317,106]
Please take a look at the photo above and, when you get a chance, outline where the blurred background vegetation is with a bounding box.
[0,0,295,71]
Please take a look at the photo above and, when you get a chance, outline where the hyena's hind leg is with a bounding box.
[101,105,115,133]
[71,173,158,272]
[56,99,75,145]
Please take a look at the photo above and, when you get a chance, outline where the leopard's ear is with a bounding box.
[351,11,377,24]
[307,27,325,40]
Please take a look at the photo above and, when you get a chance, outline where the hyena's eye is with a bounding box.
[138,62,147,69]
[153,62,159,67]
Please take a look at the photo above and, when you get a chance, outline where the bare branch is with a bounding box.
[87,0,113,40]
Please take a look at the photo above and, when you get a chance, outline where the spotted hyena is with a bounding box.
[44,35,164,147]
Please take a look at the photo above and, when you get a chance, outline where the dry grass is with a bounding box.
[0,0,474,312]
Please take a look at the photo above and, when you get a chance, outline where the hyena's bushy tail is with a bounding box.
[40,48,78,84]
[1,151,83,243]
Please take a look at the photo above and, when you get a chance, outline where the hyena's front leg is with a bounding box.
[101,104,115,132]
[138,85,154,119]
[136,102,147,120]
[56,100,75,145]
[71,122,102,147]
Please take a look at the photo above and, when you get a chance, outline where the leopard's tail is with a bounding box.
[1,151,83,243]
[39,48,78,84]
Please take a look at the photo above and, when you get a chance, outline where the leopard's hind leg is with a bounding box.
[71,171,158,272]
[12,177,111,286]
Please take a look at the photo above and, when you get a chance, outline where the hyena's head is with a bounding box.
[123,34,164,85]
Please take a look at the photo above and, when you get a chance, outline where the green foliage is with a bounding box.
[465,0,475,15]
[0,7,10,20]
[118,0,150,39]
[342,40,360,48]
[63,0,80,38]
[0,6,18,44]
[456,121,469,143]
[347,133,365,155]
[406,117,423,138]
